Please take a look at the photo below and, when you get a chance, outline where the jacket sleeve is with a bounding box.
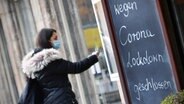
[60,55,98,74]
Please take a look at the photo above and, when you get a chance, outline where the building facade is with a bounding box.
[0,0,123,104]
[0,0,184,104]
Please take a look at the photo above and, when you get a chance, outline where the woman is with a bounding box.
[20,28,99,104]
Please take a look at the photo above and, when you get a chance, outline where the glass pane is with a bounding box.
[76,0,123,103]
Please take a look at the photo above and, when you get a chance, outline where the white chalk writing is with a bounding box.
[134,78,172,101]
[114,1,138,17]
[127,51,164,68]
[119,26,155,46]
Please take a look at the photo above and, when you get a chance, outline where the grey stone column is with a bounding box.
[0,0,27,98]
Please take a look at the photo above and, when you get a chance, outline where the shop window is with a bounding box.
[92,0,119,82]
[76,0,123,104]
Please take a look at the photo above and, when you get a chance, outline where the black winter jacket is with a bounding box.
[21,48,98,104]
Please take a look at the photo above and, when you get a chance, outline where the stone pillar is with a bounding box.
[29,0,45,31]
[0,0,26,97]
[0,0,100,103]
[0,0,20,100]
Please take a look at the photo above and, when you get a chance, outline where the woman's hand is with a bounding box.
[91,48,100,57]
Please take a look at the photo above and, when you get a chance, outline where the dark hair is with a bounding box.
[36,28,56,48]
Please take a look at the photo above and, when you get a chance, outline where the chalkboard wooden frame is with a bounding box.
[101,0,181,103]
[101,0,132,103]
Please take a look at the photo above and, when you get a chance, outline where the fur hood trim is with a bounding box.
[22,48,62,79]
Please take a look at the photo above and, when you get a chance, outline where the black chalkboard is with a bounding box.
[106,0,177,104]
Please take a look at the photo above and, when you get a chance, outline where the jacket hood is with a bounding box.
[22,48,62,79]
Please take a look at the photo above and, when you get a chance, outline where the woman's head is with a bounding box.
[36,28,58,49]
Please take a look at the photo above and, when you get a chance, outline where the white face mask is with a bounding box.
[52,40,61,49]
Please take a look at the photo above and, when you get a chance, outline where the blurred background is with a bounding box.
[0,0,124,104]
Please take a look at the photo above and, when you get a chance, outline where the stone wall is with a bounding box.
[0,0,99,103]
